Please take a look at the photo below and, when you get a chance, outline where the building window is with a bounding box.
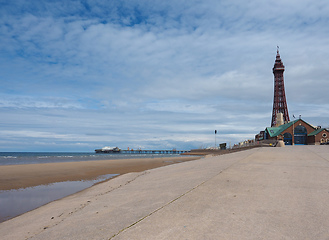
[295,125,307,134]
[283,132,292,145]
[322,133,327,138]
[294,125,307,145]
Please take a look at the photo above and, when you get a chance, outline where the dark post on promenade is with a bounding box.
[215,130,217,148]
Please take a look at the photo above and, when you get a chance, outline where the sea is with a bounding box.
[0,152,184,166]
[0,152,186,223]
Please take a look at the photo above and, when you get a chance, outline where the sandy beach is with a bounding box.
[0,156,201,190]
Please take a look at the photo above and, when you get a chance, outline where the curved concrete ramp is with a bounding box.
[1,146,329,239]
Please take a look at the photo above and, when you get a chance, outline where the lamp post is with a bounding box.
[215,130,217,149]
[292,115,296,145]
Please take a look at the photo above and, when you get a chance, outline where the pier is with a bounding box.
[120,149,190,154]
[95,147,190,154]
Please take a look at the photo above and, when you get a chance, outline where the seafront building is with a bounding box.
[263,118,329,145]
[255,49,329,145]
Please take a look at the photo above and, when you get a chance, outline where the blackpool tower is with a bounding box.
[271,47,290,127]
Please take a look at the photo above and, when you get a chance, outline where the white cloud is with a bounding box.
[144,100,216,114]
[0,96,83,109]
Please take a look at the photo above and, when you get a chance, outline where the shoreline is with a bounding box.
[0,156,201,191]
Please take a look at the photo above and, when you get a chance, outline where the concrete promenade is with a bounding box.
[1,146,329,239]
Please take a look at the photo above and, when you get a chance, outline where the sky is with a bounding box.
[1,0,329,152]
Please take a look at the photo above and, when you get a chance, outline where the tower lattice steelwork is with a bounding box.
[271,48,290,127]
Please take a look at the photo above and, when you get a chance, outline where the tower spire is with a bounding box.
[271,48,290,127]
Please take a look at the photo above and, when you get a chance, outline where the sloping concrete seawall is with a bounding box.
[1,146,329,239]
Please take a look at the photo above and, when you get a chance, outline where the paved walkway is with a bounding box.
[1,146,329,239]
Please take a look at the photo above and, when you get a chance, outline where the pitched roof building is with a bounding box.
[262,118,329,145]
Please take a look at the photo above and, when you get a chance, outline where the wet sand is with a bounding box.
[0,156,201,190]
